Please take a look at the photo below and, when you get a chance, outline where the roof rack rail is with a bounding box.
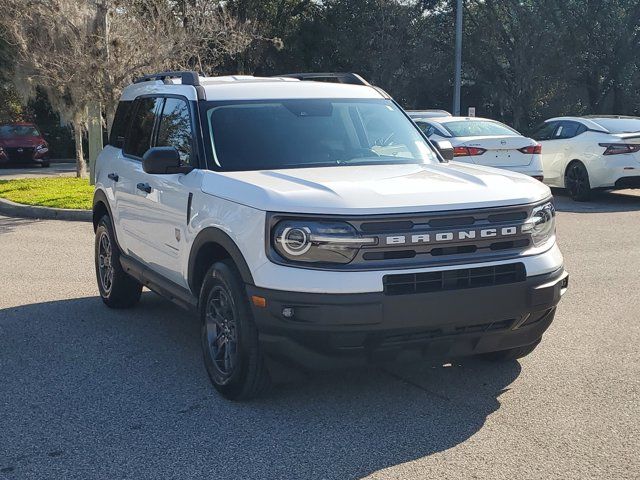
[134,71,200,86]
[275,72,370,86]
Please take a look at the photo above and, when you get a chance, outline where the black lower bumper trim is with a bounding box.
[614,176,640,188]
[247,268,568,370]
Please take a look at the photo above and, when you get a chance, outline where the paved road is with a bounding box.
[0,191,639,479]
[0,163,76,180]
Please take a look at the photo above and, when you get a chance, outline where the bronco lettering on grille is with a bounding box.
[385,226,523,246]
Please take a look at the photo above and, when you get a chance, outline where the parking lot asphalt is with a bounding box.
[0,190,639,480]
[0,163,76,180]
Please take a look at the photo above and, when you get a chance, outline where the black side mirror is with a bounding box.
[433,140,455,161]
[142,147,192,174]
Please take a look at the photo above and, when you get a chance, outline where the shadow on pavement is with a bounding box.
[0,215,40,233]
[0,293,521,479]
[552,188,640,213]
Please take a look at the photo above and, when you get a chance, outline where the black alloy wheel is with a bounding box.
[204,285,239,378]
[565,161,592,201]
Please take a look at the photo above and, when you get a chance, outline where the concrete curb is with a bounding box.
[0,197,91,222]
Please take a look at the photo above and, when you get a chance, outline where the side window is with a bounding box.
[109,101,133,148]
[123,97,161,158]
[556,121,585,139]
[531,122,558,141]
[156,98,193,165]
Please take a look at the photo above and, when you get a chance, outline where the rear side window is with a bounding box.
[109,101,133,148]
[156,98,193,165]
[124,97,161,158]
[555,121,586,139]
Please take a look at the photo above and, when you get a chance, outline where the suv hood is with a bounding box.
[201,162,551,215]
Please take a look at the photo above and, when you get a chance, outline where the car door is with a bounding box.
[117,96,164,257]
[546,121,587,187]
[532,121,565,186]
[130,96,199,287]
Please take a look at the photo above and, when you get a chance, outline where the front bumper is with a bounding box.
[247,267,568,370]
[0,147,48,164]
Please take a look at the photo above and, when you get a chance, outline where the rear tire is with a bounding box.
[200,260,270,400]
[94,215,142,308]
[481,339,541,362]
[565,161,592,201]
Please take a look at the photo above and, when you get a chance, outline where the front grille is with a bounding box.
[352,204,536,269]
[268,202,541,271]
[383,263,525,296]
[5,147,35,162]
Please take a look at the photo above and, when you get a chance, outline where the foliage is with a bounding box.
[0,177,93,210]
[226,0,640,132]
[3,0,640,147]
[0,0,265,177]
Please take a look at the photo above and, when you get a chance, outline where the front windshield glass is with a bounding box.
[593,118,640,133]
[206,99,438,171]
[0,125,41,138]
[442,120,519,137]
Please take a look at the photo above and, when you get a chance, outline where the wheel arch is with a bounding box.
[563,159,588,187]
[188,227,254,297]
[92,189,112,232]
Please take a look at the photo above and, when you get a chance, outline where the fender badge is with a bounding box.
[175,228,181,242]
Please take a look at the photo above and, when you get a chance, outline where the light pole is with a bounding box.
[453,0,463,116]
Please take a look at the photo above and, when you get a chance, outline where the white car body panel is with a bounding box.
[416,116,544,178]
[199,163,549,215]
[536,116,640,189]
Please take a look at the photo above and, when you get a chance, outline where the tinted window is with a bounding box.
[442,120,519,137]
[531,122,557,141]
[109,101,133,148]
[156,98,193,165]
[206,99,438,171]
[416,121,447,138]
[555,121,586,139]
[124,97,161,158]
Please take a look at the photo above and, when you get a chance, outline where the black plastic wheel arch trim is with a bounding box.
[188,227,255,292]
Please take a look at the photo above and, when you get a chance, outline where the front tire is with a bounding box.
[41,161,50,168]
[565,161,592,201]
[200,260,270,400]
[94,215,142,308]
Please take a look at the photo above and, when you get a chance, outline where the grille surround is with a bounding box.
[267,201,546,271]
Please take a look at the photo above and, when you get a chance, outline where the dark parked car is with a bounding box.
[0,123,50,167]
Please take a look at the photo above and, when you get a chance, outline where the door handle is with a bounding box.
[108,172,119,182]
[136,182,152,194]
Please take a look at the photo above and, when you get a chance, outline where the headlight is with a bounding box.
[35,144,47,151]
[523,201,556,246]
[272,220,377,265]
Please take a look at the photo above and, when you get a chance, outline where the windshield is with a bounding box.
[205,99,438,171]
[442,120,519,137]
[592,118,640,133]
[0,125,41,138]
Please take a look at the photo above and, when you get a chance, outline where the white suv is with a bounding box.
[93,71,568,400]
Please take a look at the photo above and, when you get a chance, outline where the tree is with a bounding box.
[1,0,260,177]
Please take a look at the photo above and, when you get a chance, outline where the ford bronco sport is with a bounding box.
[93,71,568,400]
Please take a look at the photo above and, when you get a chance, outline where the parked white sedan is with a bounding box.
[531,116,640,201]
[414,116,544,180]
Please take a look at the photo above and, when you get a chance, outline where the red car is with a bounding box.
[0,122,50,167]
